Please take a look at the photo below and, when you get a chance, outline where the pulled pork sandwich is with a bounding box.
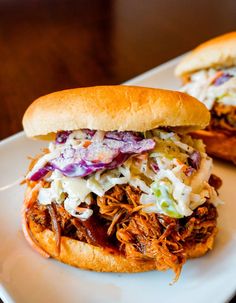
[175,32,236,164]
[22,85,222,281]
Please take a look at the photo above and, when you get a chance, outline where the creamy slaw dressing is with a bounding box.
[181,67,236,109]
[27,130,221,220]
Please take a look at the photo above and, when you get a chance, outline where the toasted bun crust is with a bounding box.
[192,130,236,164]
[22,85,210,138]
[28,219,217,273]
[175,32,236,77]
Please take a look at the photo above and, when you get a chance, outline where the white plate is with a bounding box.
[1,57,236,303]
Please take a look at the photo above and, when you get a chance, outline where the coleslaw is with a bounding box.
[26,129,221,220]
[181,67,236,109]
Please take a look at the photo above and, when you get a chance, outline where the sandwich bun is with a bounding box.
[22,85,210,138]
[22,85,217,276]
[174,32,236,164]
[175,32,236,77]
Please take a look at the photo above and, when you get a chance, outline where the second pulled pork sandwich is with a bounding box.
[22,85,221,281]
[175,32,236,164]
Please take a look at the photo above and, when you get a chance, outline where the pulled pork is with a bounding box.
[208,103,236,134]
[98,185,217,280]
[27,183,218,280]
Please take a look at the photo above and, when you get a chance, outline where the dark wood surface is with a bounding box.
[1,0,236,140]
[0,0,236,302]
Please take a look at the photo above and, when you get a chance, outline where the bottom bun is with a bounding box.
[29,220,217,273]
[192,130,236,165]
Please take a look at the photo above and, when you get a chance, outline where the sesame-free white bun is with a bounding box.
[22,85,210,138]
[175,32,236,77]
[174,32,236,164]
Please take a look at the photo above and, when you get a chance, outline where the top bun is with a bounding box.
[23,85,210,138]
[175,32,236,77]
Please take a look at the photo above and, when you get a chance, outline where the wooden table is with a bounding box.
[1,0,236,140]
[0,0,235,301]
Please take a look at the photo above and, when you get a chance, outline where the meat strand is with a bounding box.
[47,203,61,256]
[27,183,218,281]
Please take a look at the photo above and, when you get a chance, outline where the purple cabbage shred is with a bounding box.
[30,130,155,181]
[30,164,54,181]
[150,161,159,173]
[187,151,201,170]
[56,131,72,144]
[214,73,232,86]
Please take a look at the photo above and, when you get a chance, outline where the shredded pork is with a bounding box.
[208,103,236,134]
[98,185,217,280]
[27,182,218,281]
